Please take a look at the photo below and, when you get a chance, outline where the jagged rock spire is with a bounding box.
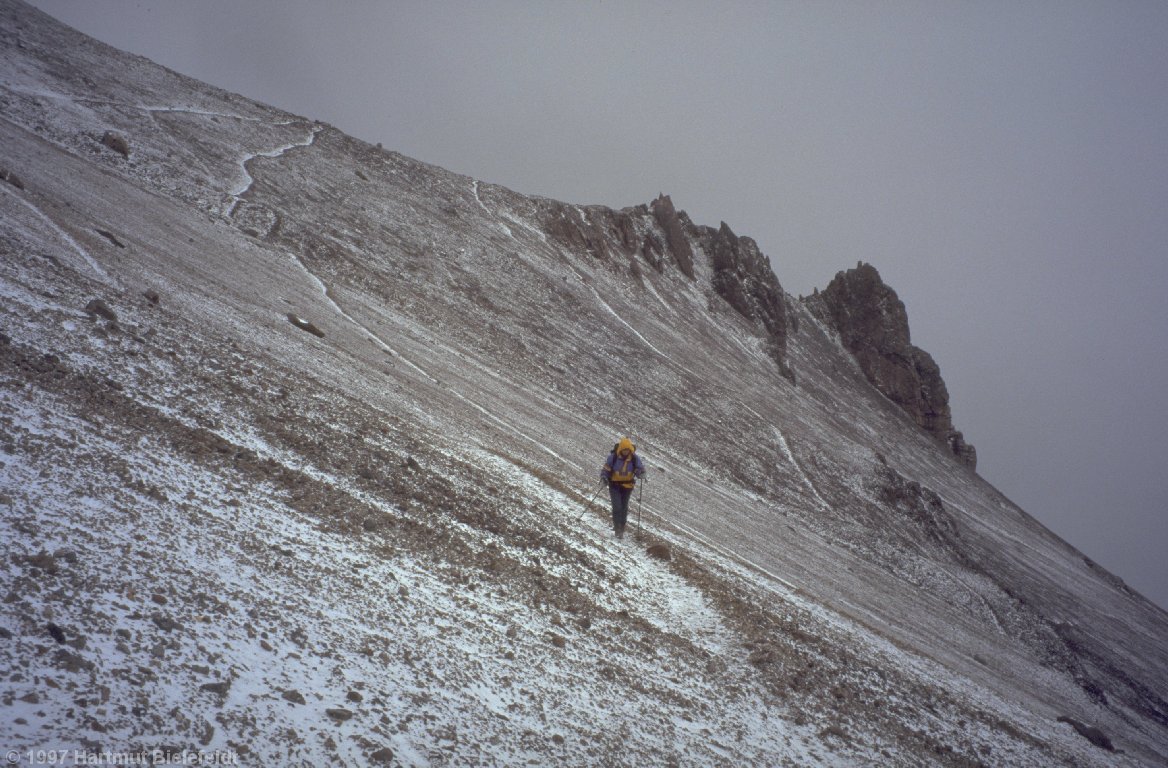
[809,263,976,468]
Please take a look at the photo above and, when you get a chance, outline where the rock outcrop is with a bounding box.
[698,221,792,378]
[539,193,793,375]
[809,263,975,468]
[650,194,696,279]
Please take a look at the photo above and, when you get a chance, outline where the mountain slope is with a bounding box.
[2,2,1166,764]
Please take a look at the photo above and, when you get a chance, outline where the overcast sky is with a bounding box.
[28,1,1168,611]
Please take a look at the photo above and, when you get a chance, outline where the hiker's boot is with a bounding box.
[615,524,625,540]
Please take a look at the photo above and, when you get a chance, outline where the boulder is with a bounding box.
[100,131,130,158]
[646,542,671,561]
[0,167,25,190]
[287,314,325,338]
[1057,716,1114,751]
[84,299,118,323]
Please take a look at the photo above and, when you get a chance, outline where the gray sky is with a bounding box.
[28,0,1168,611]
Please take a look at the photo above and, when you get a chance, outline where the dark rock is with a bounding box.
[369,747,395,764]
[326,707,354,722]
[54,648,93,673]
[346,690,363,703]
[25,552,59,574]
[544,202,612,261]
[1057,716,1114,751]
[150,613,182,632]
[143,290,161,306]
[282,689,307,705]
[287,314,325,338]
[53,548,78,563]
[95,229,125,248]
[197,719,215,746]
[200,680,231,696]
[548,632,567,648]
[809,263,976,468]
[875,465,959,543]
[0,167,25,190]
[47,622,67,644]
[84,299,118,323]
[646,542,671,561]
[100,131,130,158]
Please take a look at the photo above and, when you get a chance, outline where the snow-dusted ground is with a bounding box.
[2,2,1167,765]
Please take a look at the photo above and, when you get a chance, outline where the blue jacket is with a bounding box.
[603,446,645,489]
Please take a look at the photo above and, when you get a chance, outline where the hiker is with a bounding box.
[601,437,645,539]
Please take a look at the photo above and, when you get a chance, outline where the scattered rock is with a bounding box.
[325,707,354,722]
[819,724,849,741]
[747,644,778,667]
[143,289,161,306]
[369,747,395,764]
[287,314,325,338]
[150,613,182,632]
[25,552,59,574]
[100,131,130,158]
[346,690,363,703]
[54,648,93,674]
[547,632,567,648]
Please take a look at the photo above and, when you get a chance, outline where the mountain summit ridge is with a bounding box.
[2,1,1166,764]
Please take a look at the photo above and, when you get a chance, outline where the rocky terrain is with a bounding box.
[2,2,1167,765]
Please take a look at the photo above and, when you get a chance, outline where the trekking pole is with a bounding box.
[635,475,645,538]
[578,479,606,521]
